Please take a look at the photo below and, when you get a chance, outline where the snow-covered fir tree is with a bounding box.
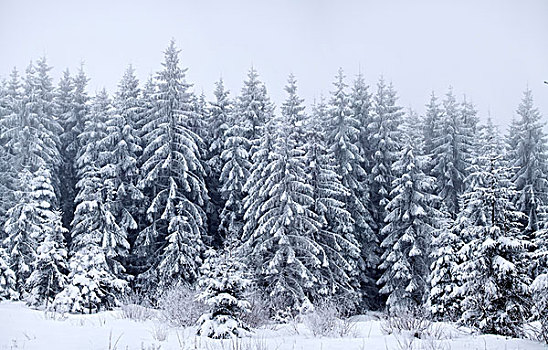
[3,166,63,298]
[454,126,530,337]
[305,97,362,308]
[377,144,438,312]
[241,75,324,311]
[350,72,373,173]
[57,65,90,232]
[206,79,233,246]
[218,111,251,242]
[431,88,470,217]
[324,69,377,308]
[236,67,275,157]
[428,204,461,321]
[26,209,68,308]
[0,68,22,226]
[510,88,548,233]
[368,77,404,228]
[422,92,443,159]
[197,248,252,339]
[98,65,144,269]
[137,40,207,289]
[0,246,17,300]
[55,90,128,313]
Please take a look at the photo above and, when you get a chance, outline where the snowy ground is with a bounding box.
[0,301,545,350]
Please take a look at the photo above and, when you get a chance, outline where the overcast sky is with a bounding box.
[1,0,547,127]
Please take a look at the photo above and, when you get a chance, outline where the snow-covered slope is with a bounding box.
[0,301,544,350]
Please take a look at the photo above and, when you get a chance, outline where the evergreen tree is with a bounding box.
[378,144,438,312]
[305,97,362,307]
[57,90,129,312]
[236,67,275,155]
[422,92,443,159]
[137,41,207,289]
[325,69,377,306]
[0,246,17,300]
[455,130,530,337]
[197,248,251,339]
[428,204,461,321]
[98,66,144,271]
[368,77,404,228]
[57,65,89,231]
[206,79,233,246]
[0,68,22,225]
[3,169,40,296]
[241,76,323,310]
[218,114,251,242]
[510,88,548,233]
[26,209,68,308]
[431,88,469,217]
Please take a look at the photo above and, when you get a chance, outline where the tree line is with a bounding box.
[0,40,547,339]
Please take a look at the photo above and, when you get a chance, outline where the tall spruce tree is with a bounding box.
[325,69,377,307]
[431,88,469,217]
[207,79,233,246]
[510,88,548,233]
[305,97,362,308]
[137,41,207,289]
[378,144,438,312]
[241,76,323,310]
[454,125,530,337]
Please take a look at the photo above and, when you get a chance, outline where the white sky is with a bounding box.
[1,0,547,127]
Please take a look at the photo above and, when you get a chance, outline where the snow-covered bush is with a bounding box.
[242,287,270,328]
[530,273,548,343]
[380,308,435,340]
[196,249,252,339]
[303,300,356,337]
[0,247,17,300]
[157,282,205,327]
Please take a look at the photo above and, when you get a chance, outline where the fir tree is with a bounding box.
[378,144,438,312]
[325,69,377,307]
[137,40,207,289]
[428,205,461,321]
[197,248,251,339]
[241,76,323,310]
[422,92,443,159]
[0,247,17,300]
[206,79,233,246]
[305,97,362,307]
[236,67,275,155]
[57,65,89,231]
[57,90,129,312]
[510,88,548,233]
[26,209,68,308]
[431,88,469,217]
[455,132,530,337]
[368,77,404,228]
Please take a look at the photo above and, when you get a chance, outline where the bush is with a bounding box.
[119,292,156,321]
[241,288,270,328]
[157,283,206,327]
[380,307,448,340]
[302,300,357,337]
[531,273,548,344]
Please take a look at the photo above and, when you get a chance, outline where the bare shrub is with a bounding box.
[380,308,436,340]
[302,300,357,338]
[150,321,168,342]
[157,282,207,327]
[242,288,270,329]
[118,291,156,322]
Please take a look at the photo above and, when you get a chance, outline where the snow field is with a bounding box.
[0,302,545,350]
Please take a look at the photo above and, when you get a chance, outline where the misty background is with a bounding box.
[1,0,547,127]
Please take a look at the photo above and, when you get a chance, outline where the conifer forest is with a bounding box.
[0,40,547,341]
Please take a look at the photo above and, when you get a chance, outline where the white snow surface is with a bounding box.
[0,301,545,350]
